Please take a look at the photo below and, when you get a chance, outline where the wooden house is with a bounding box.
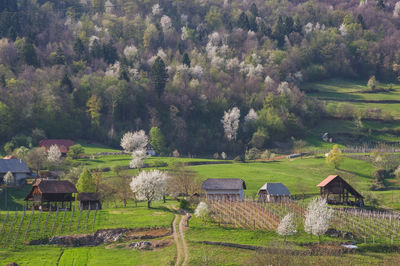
[39,139,75,155]
[201,178,246,200]
[77,193,102,210]
[0,159,31,186]
[317,175,364,206]
[25,179,77,210]
[258,183,291,202]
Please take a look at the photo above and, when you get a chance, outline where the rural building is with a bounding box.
[25,179,77,210]
[258,183,291,202]
[77,193,102,210]
[39,139,75,155]
[317,175,364,206]
[0,159,31,186]
[201,178,246,200]
[145,143,156,156]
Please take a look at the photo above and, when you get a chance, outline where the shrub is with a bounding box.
[233,155,245,162]
[180,199,190,210]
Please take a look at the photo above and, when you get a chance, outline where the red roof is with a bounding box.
[39,139,75,153]
[3,155,17,159]
[317,175,339,187]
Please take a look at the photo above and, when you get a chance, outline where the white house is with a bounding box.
[201,178,246,200]
[0,159,31,186]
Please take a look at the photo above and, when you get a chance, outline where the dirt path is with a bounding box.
[179,213,189,266]
[172,214,182,266]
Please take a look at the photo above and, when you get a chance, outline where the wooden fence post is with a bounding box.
[92,204,98,231]
[50,208,59,235]
[24,209,34,242]
[34,209,42,238]
[42,209,51,236]
[12,209,26,248]
[68,206,75,232]
[4,211,17,248]
[59,208,67,234]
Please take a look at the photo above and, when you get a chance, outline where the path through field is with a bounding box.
[172,212,189,266]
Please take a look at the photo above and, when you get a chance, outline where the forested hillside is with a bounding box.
[1,0,400,154]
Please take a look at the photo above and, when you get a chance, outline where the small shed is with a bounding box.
[201,178,246,200]
[258,183,291,202]
[39,139,75,155]
[25,179,77,210]
[317,175,364,206]
[0,159,31,186]
[77,193,102,210]
[145,143,156,156]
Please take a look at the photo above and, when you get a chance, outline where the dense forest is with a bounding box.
[1,0,400,155]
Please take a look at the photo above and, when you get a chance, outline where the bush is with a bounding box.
[245,147,261,160]
[67,144,85,159]
[180,199,190,210]
[233,155,245,162]
[151,160,168,167]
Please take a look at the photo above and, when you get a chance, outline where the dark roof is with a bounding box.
[78,193,100,201]
[259,183,290,196]
[34,179,77,193]
[202,178,246,190]
[0,159,30,173]
[39,139,75,153]
[317,175,363,198]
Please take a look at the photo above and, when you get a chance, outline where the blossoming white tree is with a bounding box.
[195,201,210,222]
[120,130,148,152]
[47,144,62,164]
[130,170,167,208]
[277,213,297,243]
[221,107,240,141]
[304,197,333,242]
[129,149,149,171]
[4,171,15,186]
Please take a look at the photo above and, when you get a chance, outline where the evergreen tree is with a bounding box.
[238,12,250,30]
[60,73,74,93]
[250,3,259,17]
[22,39,39,66]
[376,0,385,9]
[55,47,65,65]
[151,56,168,98]
[149,126,166,155]
[182,53,190,67]
[357,14,366,29]
[103,41,118,64]
[76,169,96,193]
[73,38,85,59]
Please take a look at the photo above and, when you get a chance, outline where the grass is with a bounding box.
[189,157,375,196]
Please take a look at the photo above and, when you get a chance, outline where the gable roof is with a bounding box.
[77,193,100,201]
[39,139,75,153]
[0,159,30,173]
[259,183,290,196]
[317,175,363,198]
[202,178,246,190]
[33,179,77,193]
[317,175,339,187]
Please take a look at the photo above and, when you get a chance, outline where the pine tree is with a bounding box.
[238,12,250,30]
[60,73,74,93]
[73,38,85,59]
[182,53,190,67]
[376,0,385,9]
[76,170,96,193]
[22,39,39,66]
[151,57,168,98]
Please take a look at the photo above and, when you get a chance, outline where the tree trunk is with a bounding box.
[318,234,321,243]
[123,199,127,208]
[147,200,151,209]
[163,195,166,203]
[284,235,287,244]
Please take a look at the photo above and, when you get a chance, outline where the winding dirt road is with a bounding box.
[172,212,189,266]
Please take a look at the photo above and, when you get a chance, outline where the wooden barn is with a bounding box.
[201,178,246,200]
[25,179,77,210]
[39,139,75,155]
[77,193,102,210]
[258,183,291,202]
[317,175,364,206]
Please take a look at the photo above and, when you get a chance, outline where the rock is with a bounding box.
[325,228,341,238]
[129,241,152,250]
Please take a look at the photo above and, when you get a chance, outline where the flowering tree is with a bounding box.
[221,107,240,141]
[130,170,168,208]
[195,201,210,223]
[277,213,297,243]
[120,130,148,152]
[47,144,61,164]
[4,171,15,186]
[221,152,227,160]
[304,197,333,242]
[129,149,149,171]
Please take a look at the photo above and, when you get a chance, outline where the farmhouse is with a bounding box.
[39,139,75,155]
[77,193,102,210]
[201,178,246,200]
[258,183,291,202]
[0,159,31,186]
[25,179,77,210]
[317,175,364,206]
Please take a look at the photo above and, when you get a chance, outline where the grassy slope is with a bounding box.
[189,157,375,196]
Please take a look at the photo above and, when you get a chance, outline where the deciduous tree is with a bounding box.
[47,144,61,164]
[76,169,96,193]
[120,130,148,153]
[130,169,168,208]
[277,213,297,243]
[326,145,342,169]
[304,197,333,242]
